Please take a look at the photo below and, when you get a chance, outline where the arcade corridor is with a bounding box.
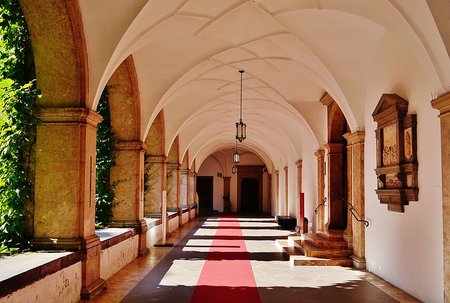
[89,217,417,303]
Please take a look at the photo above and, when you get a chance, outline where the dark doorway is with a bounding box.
[240,178,259,213]
[197,176,213,213]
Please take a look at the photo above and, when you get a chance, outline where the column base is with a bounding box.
[343,228,353,249]
[351,255,366,269]
[80,278,106,300]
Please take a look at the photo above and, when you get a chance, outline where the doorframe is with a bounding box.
[197,176,214,211]
[237,165,264,213]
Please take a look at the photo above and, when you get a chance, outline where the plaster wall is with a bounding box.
[145,221,163,247]
[364,33,444,303]
[198,156,224,212]
[199,152,270,213]
[181,212,189,225]
[288,160,298,219]
[100,235,139,280]
[301,143,319,231]
[168,216,180,233]
[0,263,81,303]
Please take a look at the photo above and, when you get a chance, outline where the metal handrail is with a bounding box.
[347,202,369,227]
[314,197,327,214]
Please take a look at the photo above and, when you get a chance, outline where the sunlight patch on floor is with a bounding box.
[251,261,365,288]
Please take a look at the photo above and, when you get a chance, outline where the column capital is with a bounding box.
[37,107,102,126]
[296,159,303,167]
[314,149,325,159]
[320,93,334,106]
[431,91,450,117]
[343,131,365,145]
[324,142,345,153]
[115,140,147,151]
[167,162,180,169]
[147,155,167,163]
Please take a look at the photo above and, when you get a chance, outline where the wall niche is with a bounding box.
[372,94,418,212]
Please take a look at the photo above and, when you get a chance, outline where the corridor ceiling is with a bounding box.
[79,0,450,170]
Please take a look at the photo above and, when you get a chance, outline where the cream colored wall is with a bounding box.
[100,235,139,280]
[198,156,224,212]
[146,222,163,247]
[363,33,444,303]
[0,263,81,303]
[301,143,319,231]
[199,152,271,213]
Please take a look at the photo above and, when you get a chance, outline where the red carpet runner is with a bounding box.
[190,216,261,303]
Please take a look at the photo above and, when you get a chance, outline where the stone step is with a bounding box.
[290,255,353,267]
[275,239,301,261]
[302,233,349,249]
[294,240,353,258]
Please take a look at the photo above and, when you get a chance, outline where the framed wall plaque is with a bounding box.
[372,94,418,212]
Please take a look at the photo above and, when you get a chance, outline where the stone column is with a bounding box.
[179,167,188,226]
[275,170,280,217]
[315,150,325,231]
[296,160,303,232]
[296,160,303,193]
[284,166,289,216]
[109,141,149,256]
[144,155,166,216]
[431,91,450,302]
[343,135,353,246]
[32,108,105,299]
[268,173,272,214]
[324,143,346,230]
[189,171,196,206]
[166,162,179,212]
[344,131,366,269]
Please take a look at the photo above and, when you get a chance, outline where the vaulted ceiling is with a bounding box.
[79,0,450,170]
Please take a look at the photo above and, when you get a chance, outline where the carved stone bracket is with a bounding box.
[372,94,418,212]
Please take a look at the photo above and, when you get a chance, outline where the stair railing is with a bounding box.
[347,202,369,227]
[314,197,327,214]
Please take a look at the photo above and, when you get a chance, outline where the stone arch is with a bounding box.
[104,56,148,256]
[321,94,348,231]
[328,101,349,143]
[20,0,89,107]
[106,56,141,140]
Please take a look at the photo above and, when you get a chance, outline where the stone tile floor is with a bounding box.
[87,217,420,303]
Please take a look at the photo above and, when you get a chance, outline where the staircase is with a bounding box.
[277,230,353,267]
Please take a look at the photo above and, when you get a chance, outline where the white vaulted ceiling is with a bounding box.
[78,0,450,170]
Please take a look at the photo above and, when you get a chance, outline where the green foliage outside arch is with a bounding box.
[0,0,39,255]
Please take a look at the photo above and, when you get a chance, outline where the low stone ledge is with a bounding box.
[0,251,80,297]
[96,228,136,250]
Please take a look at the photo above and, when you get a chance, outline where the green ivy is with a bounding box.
[0,0,38,255]
[95,88,115,228]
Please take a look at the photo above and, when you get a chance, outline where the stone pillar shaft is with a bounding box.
[275,170,280,217]
[166,162,179,211]
[144,155,166,216]
[315,150,325,231]
[344,131,366,269]
[431,92,450,302]
[296,160,303,232]
[110,140,149,256]
[32,108,105,299]
[284,166,289,216]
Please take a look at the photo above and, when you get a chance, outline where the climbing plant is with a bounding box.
[0,0,38,254]
[95,88,115,228]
